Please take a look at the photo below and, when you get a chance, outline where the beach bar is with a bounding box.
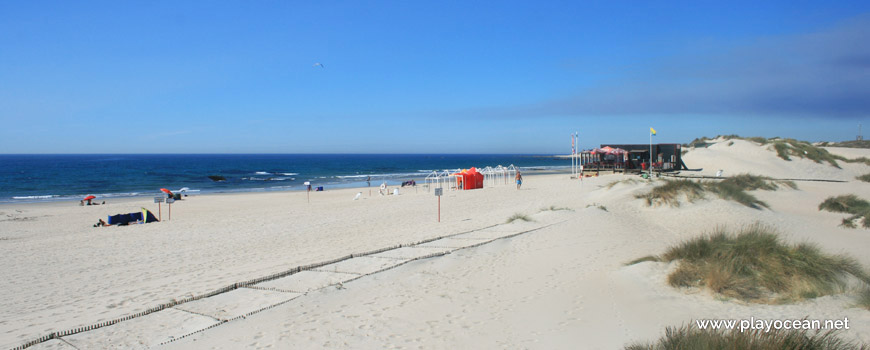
[580,143,687,173]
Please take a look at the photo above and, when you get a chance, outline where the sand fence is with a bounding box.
[11,218,561,350]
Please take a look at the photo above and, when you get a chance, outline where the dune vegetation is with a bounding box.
[627,224,869,304]
[540,205,572,212]
[687,135,870,167]
[860,289,870,311]
[626,325,869,350]
[819,195,870,229]
[634,174,795,209]
[857,174,870,183]
[605,178,645,189]
[506,213,533,223]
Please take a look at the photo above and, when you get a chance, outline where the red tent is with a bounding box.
[459,168,484,190]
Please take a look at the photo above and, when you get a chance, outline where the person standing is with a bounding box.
[515,171,523,190]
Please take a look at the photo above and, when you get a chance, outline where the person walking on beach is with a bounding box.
[515,171,523,190]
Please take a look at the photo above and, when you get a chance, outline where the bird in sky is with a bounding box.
[313,62,324,68]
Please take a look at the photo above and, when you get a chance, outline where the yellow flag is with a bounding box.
[650,127,657,135]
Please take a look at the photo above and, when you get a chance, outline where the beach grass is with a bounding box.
[705,181,768,209]
[819,195,870,213]
[585,203,608,211]
[636,174,791,209]
[843,157,870,166]
[625,325,869,350]
[605,178,644,189]
[857,174,870,182]
[625,255,660,266]
[686,135,769,148]
[635,179,705,207]
[823,140,870,149]
[770,138,842,168]
[540,205,572,212]
[819,195,870,228]
[859,289,870,311]
[506,213,533,223]
[646,224,869,303]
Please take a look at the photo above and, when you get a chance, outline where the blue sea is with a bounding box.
[0,154,570,203]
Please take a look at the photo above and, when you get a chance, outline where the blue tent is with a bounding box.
[107,208,159,225]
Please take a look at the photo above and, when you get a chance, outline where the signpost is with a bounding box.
[154,196,164,221]
[166,197,175,221]
[434,187,443,222]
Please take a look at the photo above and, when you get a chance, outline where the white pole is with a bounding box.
[573,132,576,177]
[649,131,652,178]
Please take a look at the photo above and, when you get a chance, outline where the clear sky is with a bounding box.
[1,1,868,154]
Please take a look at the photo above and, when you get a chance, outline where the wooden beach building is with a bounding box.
[579,143,688,173]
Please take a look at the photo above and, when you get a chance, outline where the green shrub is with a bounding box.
[857,174,870,183]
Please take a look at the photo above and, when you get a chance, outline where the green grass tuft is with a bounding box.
[706,182,768,209]
[605,178,643,189]
[506,213,533,223]
[857,174,870,183]
[626,255,660,266]
[746,136,769,145]
[635,179,705,207]
[719,174,796,191]
[825,140,870,149]
[651,224,869,303]
[585,203,608,211]
[540,205,572,212]
[769,139,842,168]
[819,195,870,229]
[636,174,793,209]
[819,195,870,213]
[625,325,869,350]
[844,157,870,166]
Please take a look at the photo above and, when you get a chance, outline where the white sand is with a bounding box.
[2,139,870,349]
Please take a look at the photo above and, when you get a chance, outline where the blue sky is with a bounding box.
[1,1,868,154]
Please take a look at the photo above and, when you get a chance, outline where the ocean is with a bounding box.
[0,154,570,203]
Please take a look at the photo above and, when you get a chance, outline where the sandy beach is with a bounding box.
[3,139,870,349]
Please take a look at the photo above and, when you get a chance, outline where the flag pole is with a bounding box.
[649,129,653,178]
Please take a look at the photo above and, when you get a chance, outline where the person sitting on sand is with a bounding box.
[516,171,523,190]
[93,219,109,227]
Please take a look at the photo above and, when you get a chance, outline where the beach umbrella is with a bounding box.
[83,195,96,201]
[160,188,173,196]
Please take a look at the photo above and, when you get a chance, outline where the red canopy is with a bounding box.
[83,195,96,201]
[160,188,173,196]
